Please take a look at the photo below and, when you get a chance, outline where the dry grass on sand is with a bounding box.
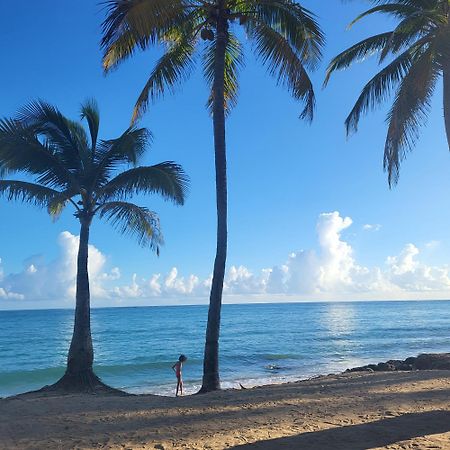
[1,370,450,449]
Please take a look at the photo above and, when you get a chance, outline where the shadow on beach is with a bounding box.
[231,410,450,450]
[1,371,450,449]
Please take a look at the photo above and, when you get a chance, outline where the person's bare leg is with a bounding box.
[180,380,183,396]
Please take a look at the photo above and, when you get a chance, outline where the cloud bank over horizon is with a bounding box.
[1,211,450,309]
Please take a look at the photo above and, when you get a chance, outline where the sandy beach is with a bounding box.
[1,370,449,449]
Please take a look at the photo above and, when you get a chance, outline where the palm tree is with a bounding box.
[0,100,188,392]
[100,0,324,392]
[325,0,450,186]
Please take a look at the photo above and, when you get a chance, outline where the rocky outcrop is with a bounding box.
[346,353,450,373]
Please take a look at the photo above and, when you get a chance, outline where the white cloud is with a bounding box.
[425,240,440,250]
[363,223,382,231]
[0,287,24,300]
[0,231,118,305]
[2,214,450,308]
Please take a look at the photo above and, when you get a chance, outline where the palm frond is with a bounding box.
[0,118,78,189]
[98,200,164,251]
[245,0,324,70]
[132,36,197,123]
[14,100,89,178]
[348,3,423,27]
[0,180,60,209]
[97,162,189,204]
[247,21,316,121]
[324,32,393,86]
[101,0,186,71]
[203,32,245,114]
[345,42,428,135]
[92,126,152,189]
[384,45,439,186]
[369,0,439,9]
[16,101,81,159]
[379,15,434,62]
[80,99,100,150]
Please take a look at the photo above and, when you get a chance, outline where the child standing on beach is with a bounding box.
[172,354,187,396]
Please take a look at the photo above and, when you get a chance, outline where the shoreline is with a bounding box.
[1,362,450,449]
[3,353,450,400]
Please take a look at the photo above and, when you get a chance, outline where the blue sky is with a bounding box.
[1,0,450,309]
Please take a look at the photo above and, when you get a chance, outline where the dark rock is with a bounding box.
[413,353,450,370]
[345,353,450,374]
[346,366,374,373]
[377,362,396,371]
[387,360,403,369]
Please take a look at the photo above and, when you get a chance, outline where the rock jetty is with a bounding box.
[346,353,450,373]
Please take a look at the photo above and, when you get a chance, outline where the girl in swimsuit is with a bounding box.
[172,354,187,396]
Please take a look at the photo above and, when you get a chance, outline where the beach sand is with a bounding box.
[1,370,449,449]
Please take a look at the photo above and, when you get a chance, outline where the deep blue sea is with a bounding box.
[1,301,449,398]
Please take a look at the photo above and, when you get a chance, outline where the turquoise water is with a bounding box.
[0,301,449,397]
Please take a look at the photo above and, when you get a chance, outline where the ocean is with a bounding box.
[0,301,449,398]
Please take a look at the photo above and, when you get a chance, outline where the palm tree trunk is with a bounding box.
[67,220,94,376]
[51,219,100,391]
[199,7,228,393]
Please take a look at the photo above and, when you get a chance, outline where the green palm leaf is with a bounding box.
[101,0,186,71]
[384,45,439,185]
[80,99,100,151]
[348,3,423,27]
[247,0,324,70]
[0,118,78,190]
[97,162,189,204]
[248,21,315,120]
[15,100,88,172]
[132,36,197,122]
[344,43,426,135]
[98,201,164,252]
[203,32,244,114]
[379,14,434,62]
[0,180,60,208]
[326,0,448,186]
[325,33,393,86]
[93,127,152,188]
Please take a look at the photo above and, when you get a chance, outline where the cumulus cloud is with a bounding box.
[261,212,386,296]
[0,258,24,300]
[2,213,450,307]
[0,232,119,305]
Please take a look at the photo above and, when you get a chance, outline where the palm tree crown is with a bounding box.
[101,0,324,122]
[0,99,188,243]
[325,0,450,186]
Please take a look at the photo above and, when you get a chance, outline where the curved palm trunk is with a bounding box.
[199,9,228,393]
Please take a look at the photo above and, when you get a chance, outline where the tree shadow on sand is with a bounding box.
[232,410,450,450]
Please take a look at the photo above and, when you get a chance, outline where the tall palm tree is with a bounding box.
[0,100,188,391]
[325,0,450,186]
[101,0,324,392]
